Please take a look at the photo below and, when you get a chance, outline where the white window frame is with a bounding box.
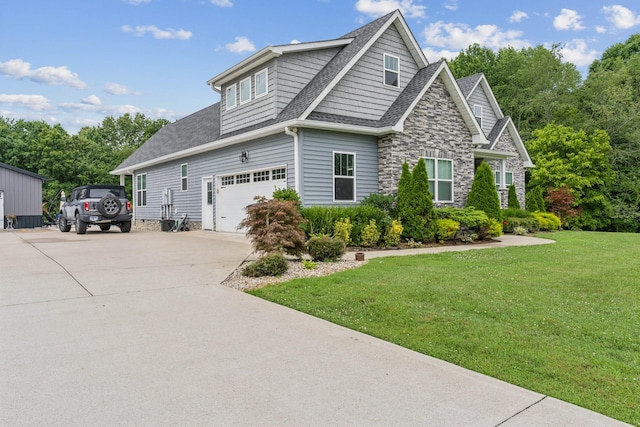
[474,104,483,128]
[240,77,251,104]
[136,173,147,207]
[333,151,356,203]
[255,68,268,98]
[424,157,454,203]
[181,163,188,192]
[226,84,237,110]
[383,53,400,88]
[495,171,513,190]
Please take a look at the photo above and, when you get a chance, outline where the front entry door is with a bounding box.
[202,177,214,230]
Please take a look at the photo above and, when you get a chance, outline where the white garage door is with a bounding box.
[217,167,287,232]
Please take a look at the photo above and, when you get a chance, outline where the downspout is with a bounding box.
[285,126,300,194]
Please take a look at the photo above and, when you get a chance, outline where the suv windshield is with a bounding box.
[89,188,125,198]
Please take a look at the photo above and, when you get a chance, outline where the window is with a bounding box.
[222,175,234,186]
[136,173,147,207]
[236,173,250,184]
[272,168,285,180]
[240,77,251,104]
[255,69,268,98]
[495,171,513,190]
[333,152,355,202]
[226,84,236,110]
[181,163,188,191]
[253,170,270,182]
[383,54,399,87]
[473,104,483,127]
[425,158,453,202]
[206,180,213,205]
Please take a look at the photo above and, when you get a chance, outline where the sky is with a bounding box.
[1,0,639,134]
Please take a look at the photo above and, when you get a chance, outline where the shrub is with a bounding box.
[361,193,395,214]
[513,226,528,235]
[526,186,545,212]
[466,162,501,220]
[436,218,460,241]
[384,219,403,247]
[508,184,521,209]
[301,259,317,270]
[301,205,387,246]
[306,236,346,262]
[333,217,352,244]
[501,208,532,218]
[503,217,540,233]
[238,197,306,257]
[406,239,422,248]
[532,212,562,231]
[242,252,288,277]
[458,231,478,243]
[436,207,489,231]
[272,187,301,208]
[396,160,437,242]
[482,217,503,238]
[545,186,579,226]
[361,219,381,247]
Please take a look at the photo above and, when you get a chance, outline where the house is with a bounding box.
[112,10,533,232]
[0,162,48,229]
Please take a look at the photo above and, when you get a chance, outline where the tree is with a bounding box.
[525,186,545,212]
[507,184,521,209]
[527,123,615,229]
[396,162,413,239]
[545,186,579,227]
[410,158,436,242]
[466,162,501,220]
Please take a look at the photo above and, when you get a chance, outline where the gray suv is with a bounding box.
[58,185,132,234]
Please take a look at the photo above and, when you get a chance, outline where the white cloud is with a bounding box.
[210,0,233,6]
[602,5,640,29]
[290,39,301,44]
[422,46,460,62]
[510,11,528,23]
[225,36,256,53]
[443,0,457,11]
[0,59,87,88]
[553,8,585,31]
[59,101,141,116]
[123,0,151,4]
[121,25,192,40]
[82,95,102,106]
[596,25,607,33]
[0,94,51,111]
[422,21,530,52]
[559,39,599,67]
[104,82,136,95]
[355,0,426,19]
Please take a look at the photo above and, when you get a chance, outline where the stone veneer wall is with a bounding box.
[486,130,526,209]
[378,76,475,208]
[133,219,202,232]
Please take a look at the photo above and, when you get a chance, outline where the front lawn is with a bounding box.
[249,232,639,425]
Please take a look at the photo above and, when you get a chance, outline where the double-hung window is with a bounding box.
[425,158,453,202]
[255,69,268,97]
[226,84,237,110]
[383,54,399,87]
[495,171,513,190]
[473,104,483,128]
[333,152,355,202]
[181,163,188,191]
[240,77,251,104]
[136,173,147,207]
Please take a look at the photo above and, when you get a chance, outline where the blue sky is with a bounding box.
[1,0,639,134]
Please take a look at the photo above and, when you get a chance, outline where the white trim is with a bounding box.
[255,68,268,98]
[136,173,147,207]
[423,157,454,203]
[383,53,400,88]
[332,151,356,203]
[225,84,237,110]
[239,77,251,104]
[201,176,214,230]
[473,104,483,128]
[474,148,518,159]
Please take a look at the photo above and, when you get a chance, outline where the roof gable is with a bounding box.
[487,117,533,167]
[457,73,504,119]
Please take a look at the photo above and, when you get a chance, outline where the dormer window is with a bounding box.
[473,104,483,127]
[255,68,268,98]
[226,84,237,110]
[384,53,399,88]
[240,77,251,104]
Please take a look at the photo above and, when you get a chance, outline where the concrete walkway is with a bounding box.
[0,229,630,426]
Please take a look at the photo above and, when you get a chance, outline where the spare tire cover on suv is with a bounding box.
[98,195,122,218]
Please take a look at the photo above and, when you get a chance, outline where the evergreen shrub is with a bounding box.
[306,236,346,262]
[436,218,460,241]
[242,252,288,277]
[466,162,501,220]
[532,212,561,231]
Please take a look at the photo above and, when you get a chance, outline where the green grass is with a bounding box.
[249,232,640,425]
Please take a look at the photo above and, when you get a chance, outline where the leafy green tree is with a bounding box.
[466,162,501,220]
[525,186,545,212]
[527,123,615,230]
[507,184,521,209]
[447,44,497,80]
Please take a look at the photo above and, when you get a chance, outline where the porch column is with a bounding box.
[500,159,506,190]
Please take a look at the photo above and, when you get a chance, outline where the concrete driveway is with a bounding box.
[0,229,629,426]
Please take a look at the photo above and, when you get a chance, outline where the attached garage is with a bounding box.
[216,166,287,232]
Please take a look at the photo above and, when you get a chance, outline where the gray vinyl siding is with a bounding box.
[134,133,295,223]
[0,166,44,216]
[314,24,419,120]
[275,47,341,114]
[468,88,498,136]
[221,62,277,134]
[299,128,378,205]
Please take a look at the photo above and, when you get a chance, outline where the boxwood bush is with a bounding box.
[306,236,346,262]
[436,207,489,232]
[242,252,289,277]
[301,205,387,246]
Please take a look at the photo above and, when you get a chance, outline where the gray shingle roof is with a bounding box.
[486,116,510,148]
[0,161,48,181]
[456,73,483,98]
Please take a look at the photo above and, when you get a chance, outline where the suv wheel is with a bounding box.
[98,195,122,218]
[58,215,71,232]
[120,221,131,233]
[75,214,87,234]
